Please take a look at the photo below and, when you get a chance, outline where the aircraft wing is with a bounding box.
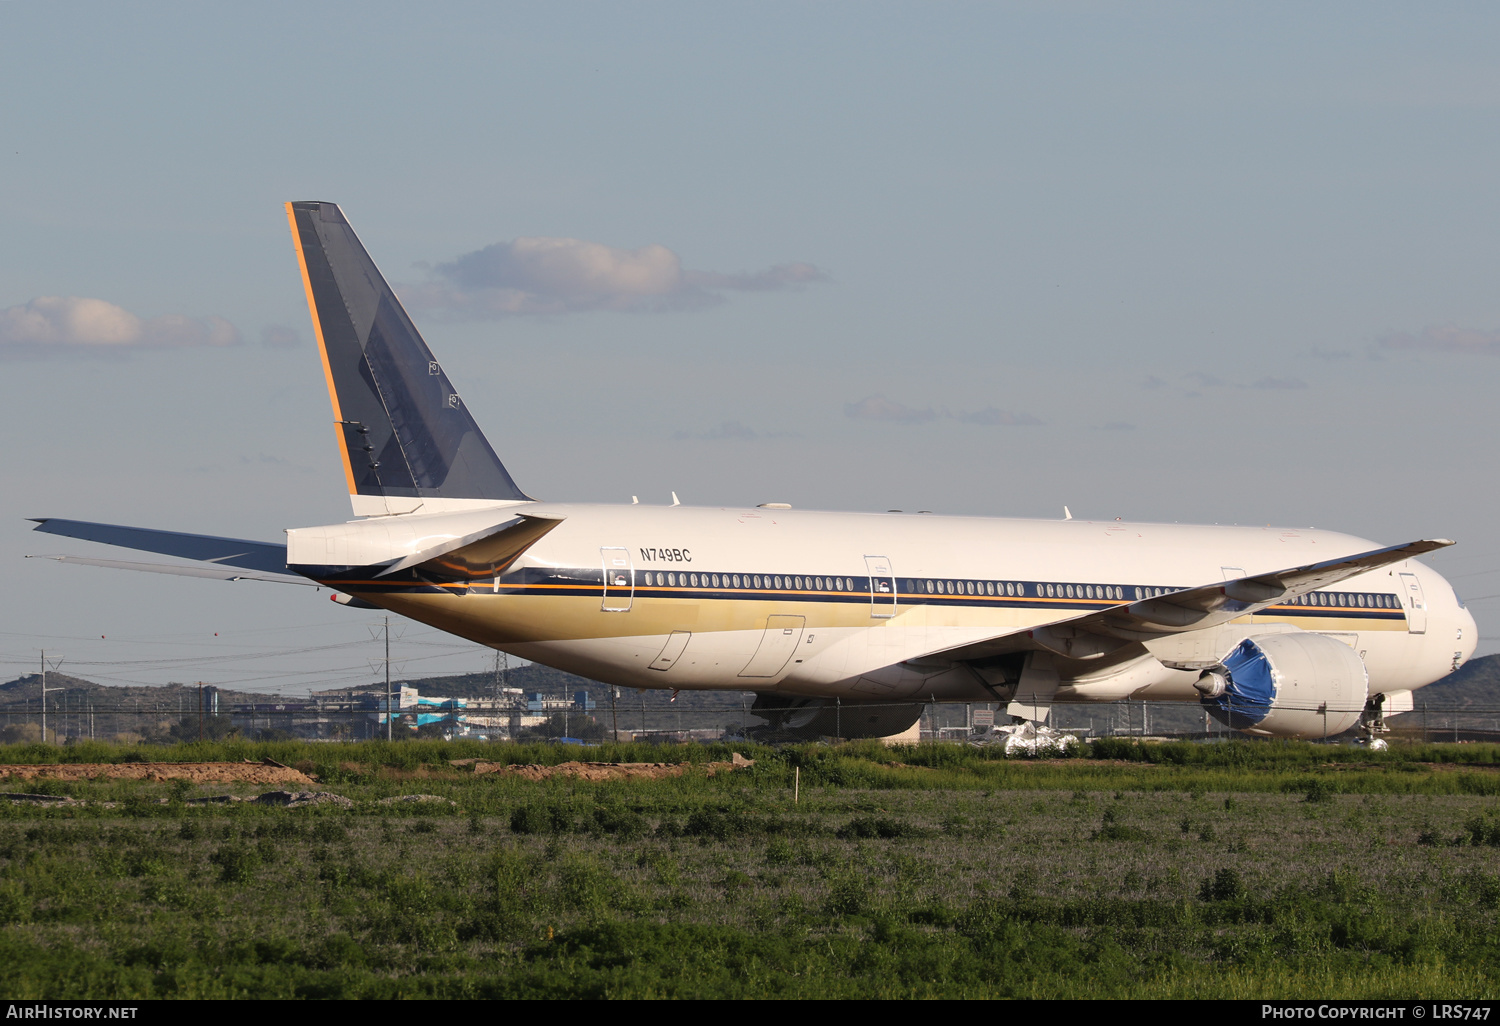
[28,519,288,574]
[25,554,314,586]
[929,537,1453,664]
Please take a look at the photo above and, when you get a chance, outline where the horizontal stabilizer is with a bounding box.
[26,554,313,586]
[929,537,1453,665]
[29,519,288,574]
[374,514,564,580]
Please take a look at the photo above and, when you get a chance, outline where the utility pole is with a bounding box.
[385,616,392,742]
[198,682,205,743]
[610,686,620,743]
[39,651,63,745]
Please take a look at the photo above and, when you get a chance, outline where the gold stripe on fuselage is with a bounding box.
[338,585,1409,648]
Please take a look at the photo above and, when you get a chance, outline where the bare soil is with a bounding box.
[0,762,316,785]
[467,755,754,782]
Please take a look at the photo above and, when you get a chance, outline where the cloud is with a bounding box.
[685,263,829,292]
[1250,376,1308,390]
[673,420,759,441]
[260,324,303,349]
[952,407,1043,426]
[1163,370,1310,395]
[844,395,937,424]
[671,420,800,441]
[399,236,829,318]
[0,296,239,356]
[1379,323,1500,355]
[1093,421,1136,431]
[844,395,1042,426]
[1141,375,1166,390]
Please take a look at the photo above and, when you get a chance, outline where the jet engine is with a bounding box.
[1196,632,1367,738]
[749,694,924,741]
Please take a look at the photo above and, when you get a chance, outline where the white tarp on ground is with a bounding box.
[969,721,1081,756]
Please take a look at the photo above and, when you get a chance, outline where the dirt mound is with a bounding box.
[0,762,315,785]
[252,790,354,808]
[0,792,80,804]
[469,753,754,782]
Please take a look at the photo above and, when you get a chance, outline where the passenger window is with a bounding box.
[668,573,676,587]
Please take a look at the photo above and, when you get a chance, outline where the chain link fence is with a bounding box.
[2,689,1498,745]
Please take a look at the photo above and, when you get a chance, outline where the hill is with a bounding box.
[1407,652,1500,709]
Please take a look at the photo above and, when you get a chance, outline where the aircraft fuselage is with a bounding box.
[294,502,1474,706]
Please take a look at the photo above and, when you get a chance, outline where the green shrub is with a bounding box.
[511,803,573,835]
[836,816,926,840]
[209,843,262,884]
[1199,867,1245,902]
[310,819,348,844]
[589,806,648,839]
[1095,823,1151,842]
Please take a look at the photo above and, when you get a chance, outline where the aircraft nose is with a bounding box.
[1460,603,1479,664]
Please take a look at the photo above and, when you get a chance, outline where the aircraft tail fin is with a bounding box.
[285,201,530,515]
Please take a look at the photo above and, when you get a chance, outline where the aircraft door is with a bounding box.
[739,615,806,678]
[865,556,897,619]
[650,631,692,671]
[1399,572,1427,634]
[601,547,634,612]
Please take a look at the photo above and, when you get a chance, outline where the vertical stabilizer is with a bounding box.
[286,201,530,515]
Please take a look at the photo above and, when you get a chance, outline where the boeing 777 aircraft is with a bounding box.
[27,202,1478,741]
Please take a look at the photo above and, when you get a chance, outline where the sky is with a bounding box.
[4,1,1500,693]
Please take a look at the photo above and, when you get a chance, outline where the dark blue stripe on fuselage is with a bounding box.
[318,564,1407,621]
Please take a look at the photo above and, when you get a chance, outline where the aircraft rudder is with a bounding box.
[285,201,530,511]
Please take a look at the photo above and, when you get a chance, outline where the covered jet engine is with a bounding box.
[749,694,924,740]
[1195,632,1368,738]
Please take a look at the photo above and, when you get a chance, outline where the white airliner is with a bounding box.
[28,202,1477,741]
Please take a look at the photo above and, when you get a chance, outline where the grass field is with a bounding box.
[1,738,1499,998]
